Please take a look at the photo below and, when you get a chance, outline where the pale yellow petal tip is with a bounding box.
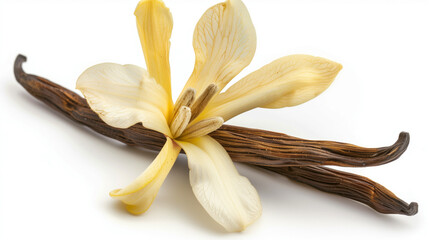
[109,189,150,215]
[228,222,251,233]
[338,63,343,71]
[228,201,262,232]
[300,54,343,83]
[109,188,122,198]
[232,223,251,233]
[222,207,262,232]
[135,0,165,6]
[330,61,343,85]
[125,205,147,215]
[332,61,343,74]
[328,60,342,80]
[135,0,169,15]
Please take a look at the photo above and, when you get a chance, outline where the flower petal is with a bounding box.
[201,55,342,121]
[182,0,256,95]
[76,63,171,136]
[135,0,173,98]
[177,136,262,232]
[110,137,181,214]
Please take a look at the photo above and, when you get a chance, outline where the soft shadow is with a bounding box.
[109,200,132,217]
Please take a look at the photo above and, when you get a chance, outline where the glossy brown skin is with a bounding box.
[14,54,417,216]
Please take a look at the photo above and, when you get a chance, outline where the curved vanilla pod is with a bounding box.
[213,125,409,167]
[261,165,417,216]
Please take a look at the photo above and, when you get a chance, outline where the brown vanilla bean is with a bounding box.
[261,166,418,216]
[213,125,409,167]
[14,54,417,215]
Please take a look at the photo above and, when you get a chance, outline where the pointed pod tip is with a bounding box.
[399,131,410,146]
[405,202,418,216]
[16,54,27,63]
[394,131,410,157]
[14,54,27,71]
[14,54,28,84]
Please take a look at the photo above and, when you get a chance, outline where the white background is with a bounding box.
[1,0,428,239]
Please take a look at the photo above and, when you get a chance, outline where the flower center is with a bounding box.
[169,84,223,140]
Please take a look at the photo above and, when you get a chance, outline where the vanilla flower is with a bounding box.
[76,0,342,232]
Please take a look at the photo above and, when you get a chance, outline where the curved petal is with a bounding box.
[177,136,262,232]
[201,55,342,121]
[76,63,171,136]
[110,137,181,214]
[181,0,256,96]
[135,0,173,100]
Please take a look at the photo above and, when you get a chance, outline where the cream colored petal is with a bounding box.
[181,0,256,96]
[76,63,171,136]
[177,136,262,232]
[110,137,181,214]
[135,0,173,99]
[201,55,342,121]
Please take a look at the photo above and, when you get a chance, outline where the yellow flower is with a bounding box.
[76,0,342,232]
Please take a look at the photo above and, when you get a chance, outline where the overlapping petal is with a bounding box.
[76,63,171,136]
[135,0,173,100]
[200,55,342,121]
[177,136,262,232]
[110,137,181,214]
[181,0,256,96]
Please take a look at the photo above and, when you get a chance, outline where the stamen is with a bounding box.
[170,106,192,138]
[189,84,218,122]
[179,117,224,140]
[171,88,196,122]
